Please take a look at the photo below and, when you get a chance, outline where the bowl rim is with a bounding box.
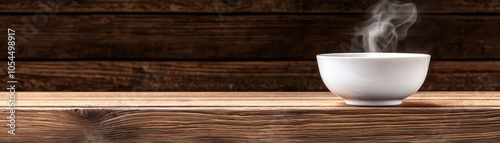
[316,52,430,59]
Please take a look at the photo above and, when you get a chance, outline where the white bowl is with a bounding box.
[316,53,430,106]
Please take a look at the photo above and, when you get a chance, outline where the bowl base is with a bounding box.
[344,99,403,106]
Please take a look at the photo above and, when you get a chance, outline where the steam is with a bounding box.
[351,0,417,52]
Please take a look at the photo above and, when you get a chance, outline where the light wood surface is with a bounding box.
[1,92,500,142]
[7,92,500,107]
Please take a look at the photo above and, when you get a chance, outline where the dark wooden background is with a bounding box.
[1,0,499,91]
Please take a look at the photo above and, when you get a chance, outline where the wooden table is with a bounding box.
[1,92,500,142]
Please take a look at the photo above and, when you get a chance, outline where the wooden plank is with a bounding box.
[2,108,500,142]
[1,92,500,142]
[0,61,498,91]
[9,92,500,107]
[1,0,500,13]
[5,15,500,60]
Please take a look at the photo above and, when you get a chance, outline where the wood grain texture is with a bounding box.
[1,0,500,13]
[4,14,500,60]
[1,92,500,142]
[0,61,498,91]
[10,92,500,107]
